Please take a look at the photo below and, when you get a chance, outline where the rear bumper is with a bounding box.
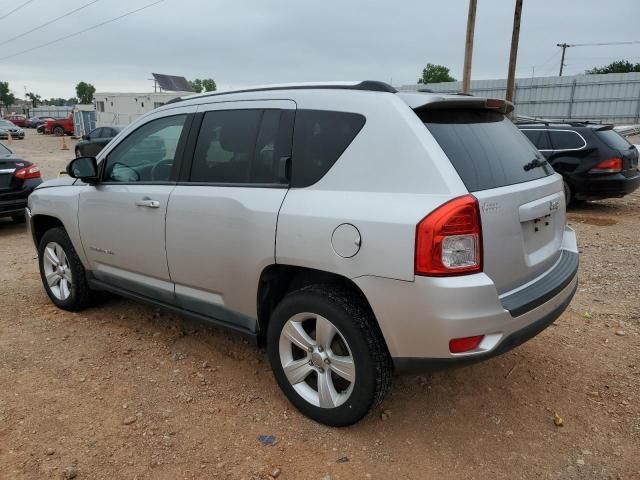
[572,171,640,200]
[355,226,579,372]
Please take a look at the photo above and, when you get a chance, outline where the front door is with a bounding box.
[78,110,193,302]
[165,101,295,330]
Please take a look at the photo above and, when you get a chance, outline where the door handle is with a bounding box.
[135,198,160,208]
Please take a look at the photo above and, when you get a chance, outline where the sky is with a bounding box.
[0,0,639,99]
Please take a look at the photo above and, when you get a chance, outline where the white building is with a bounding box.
[94,91,191,127]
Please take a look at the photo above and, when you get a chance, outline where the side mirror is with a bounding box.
[67,156,99,183]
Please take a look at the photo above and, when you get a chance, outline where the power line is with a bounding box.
[0,0,36,22]
[0,0,102,48]
[569,40,640,47]
[0,0,165,61]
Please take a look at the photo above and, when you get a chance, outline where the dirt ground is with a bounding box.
[1,130,639,479]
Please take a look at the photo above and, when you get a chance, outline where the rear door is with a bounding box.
[422,108,565,294]
[165,100,295,328]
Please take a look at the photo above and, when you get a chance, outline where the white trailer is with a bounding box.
[94,91,190,128]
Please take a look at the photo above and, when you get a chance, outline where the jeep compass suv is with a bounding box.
[27,81,578,426]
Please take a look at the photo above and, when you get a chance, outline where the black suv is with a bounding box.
[517,122,639,204]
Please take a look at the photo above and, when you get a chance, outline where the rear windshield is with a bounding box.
[596,128,632,152]
[421,109,553,192]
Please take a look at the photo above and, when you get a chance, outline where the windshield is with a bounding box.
[0,143,10,154]
[421,109,553,192]
[0,120,15,128]
[597,128,633,151]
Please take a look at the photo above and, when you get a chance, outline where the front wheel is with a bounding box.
[267,285,392,426]
[38,227,94,310]
[11,214,26,224]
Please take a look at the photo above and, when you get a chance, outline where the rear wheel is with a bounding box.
[53,126,64,136]
[563,180,572,206]
[38,227,94,310]
[267,285,392,426]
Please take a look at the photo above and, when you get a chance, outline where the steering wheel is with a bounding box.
[151,159,173,181]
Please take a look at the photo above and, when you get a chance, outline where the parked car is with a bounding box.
[0,142,41,222]
[28,116,54,129]
[0,119,25,140]
[27,81,579,426]
[517,122,640,203]
[44,114,74,136]
[3,114,29,127]
[75,127,122,157]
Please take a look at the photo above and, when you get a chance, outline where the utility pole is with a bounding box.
[506,0,523,104]
[557,42,570,76]
[462,0,478,93]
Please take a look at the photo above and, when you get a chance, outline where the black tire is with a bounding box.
[75,148,81,158]
[11,214,26,224]
[563,180,572,206]
[38,227,94,311]
[267,284,392,426]
[53,126,64,136]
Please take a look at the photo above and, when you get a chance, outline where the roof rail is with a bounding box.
[166,80,397,105]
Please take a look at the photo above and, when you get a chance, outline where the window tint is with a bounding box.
[549,130,585,150]
[520,129,550,150]
[596,129,632,151]
[422,109,552,192]
[90,128,104,139]
[103,114,187,183]
[291,110,366,187]
[190,109,290,184]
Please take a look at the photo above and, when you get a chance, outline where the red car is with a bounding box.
[3,114,29,127]
[44,114,74,136]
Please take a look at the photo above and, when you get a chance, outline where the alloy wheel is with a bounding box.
[42,241,72,300]
[278,312,356,408]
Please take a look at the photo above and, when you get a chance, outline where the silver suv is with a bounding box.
[27,81,578,426]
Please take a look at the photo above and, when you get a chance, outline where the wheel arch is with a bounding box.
[256,264,385,347]
[31,214,65,248]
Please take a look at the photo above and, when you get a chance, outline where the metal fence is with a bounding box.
[399,72,640,124]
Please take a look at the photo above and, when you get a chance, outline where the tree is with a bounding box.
[201,78,217,92]
[417,64,456,84]
[26,92,41,108]
[586,60,640,75]
[75,81,96,104]
[0,81,16,109]
[189,78,216,93]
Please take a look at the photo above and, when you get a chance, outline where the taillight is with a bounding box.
[14,164,41,180]
[590,157,622,173]
[415,195,482,276]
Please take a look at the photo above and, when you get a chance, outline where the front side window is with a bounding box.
[548,130,586,151]
[103,115,187,183]
[190,109,290,184]
[90,128,104,139]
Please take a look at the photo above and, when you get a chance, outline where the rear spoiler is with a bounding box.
[398,92,514,114]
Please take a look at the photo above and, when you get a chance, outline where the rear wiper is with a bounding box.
[523,158,548,171]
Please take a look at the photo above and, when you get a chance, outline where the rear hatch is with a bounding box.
[418,104,564,295]
[594,127,639,177]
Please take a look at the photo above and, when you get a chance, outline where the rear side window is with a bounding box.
[596,128,632,152]
[190,109,292,184]
[292,110,365,187]
[421,109,553,192]
[548,130,586,150]
[520,129,551,150]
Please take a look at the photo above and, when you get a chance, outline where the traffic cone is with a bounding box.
[7,131,12,145]
[61,135,69,151]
